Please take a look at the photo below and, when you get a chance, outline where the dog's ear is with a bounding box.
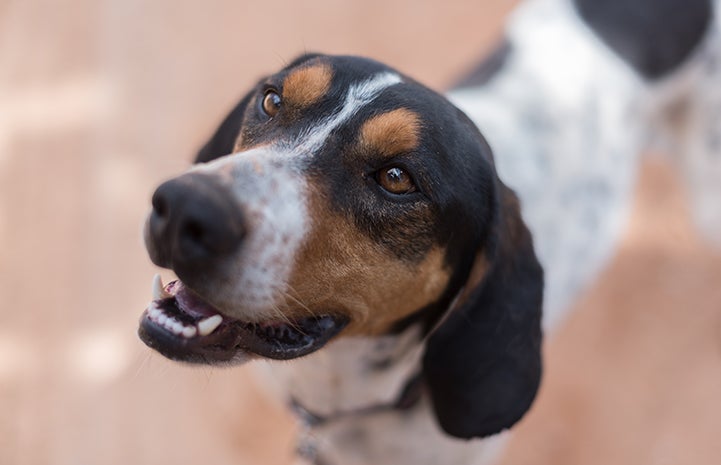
[195,92,253,164]
[422,181,543,439]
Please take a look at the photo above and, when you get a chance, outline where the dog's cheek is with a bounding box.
[284,190,451,335]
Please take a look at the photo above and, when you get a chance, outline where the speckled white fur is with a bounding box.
[449,0,721,332]
[272,326,424,415]
[305,398,509,465]
[189,147,309,319]
[449,0,646,331]
[267,326,509,465]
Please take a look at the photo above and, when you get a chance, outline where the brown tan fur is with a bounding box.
[360,108,421,157]
[453,188,523,309]
[233,64,333,152]
[285,186,451,336]
[282,63,334,110]
[453,253,491,310]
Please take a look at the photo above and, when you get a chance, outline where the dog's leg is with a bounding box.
[676,17,721,247]
[645,7,721,248]
[291,459,316,465]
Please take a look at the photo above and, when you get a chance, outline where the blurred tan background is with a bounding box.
[1,1,720,464]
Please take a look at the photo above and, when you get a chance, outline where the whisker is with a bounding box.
[283,284,317,317]
[266,298,308,335]
[131,349,153,380]
[267,297,301,330]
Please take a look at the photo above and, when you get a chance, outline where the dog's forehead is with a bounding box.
[275,56,430,124]
[278,55,399,93]
[281,61,334,109]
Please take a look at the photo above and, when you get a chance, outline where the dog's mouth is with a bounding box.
[138,275,349,364]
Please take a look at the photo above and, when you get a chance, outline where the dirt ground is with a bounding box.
[1,1,720,464]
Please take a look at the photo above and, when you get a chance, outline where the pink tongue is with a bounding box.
[171,281,222,319]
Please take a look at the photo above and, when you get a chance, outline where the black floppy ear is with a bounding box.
[422,182,543,439]
[194,92,253,164]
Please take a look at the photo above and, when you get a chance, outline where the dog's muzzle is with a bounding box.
[139,168,349,364]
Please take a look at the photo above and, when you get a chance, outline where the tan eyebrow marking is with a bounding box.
[360,108,421,157]
[282,63,334,109]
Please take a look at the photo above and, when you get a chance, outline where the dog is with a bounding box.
[138,0,719,463]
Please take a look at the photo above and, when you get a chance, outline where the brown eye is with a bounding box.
[377,167,416,195]
[262,90,282,117]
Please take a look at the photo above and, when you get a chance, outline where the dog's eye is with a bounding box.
[377,167,416,195]
[262,90,282,117]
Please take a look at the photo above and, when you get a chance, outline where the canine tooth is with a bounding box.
[152,274,171,300]
[197,315,223,336]
[182,326,197,338]
[148,307,160,320]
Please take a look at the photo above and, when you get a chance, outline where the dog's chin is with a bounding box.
[137,277,349,365]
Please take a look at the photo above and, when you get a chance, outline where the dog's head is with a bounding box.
[139,54,543,439]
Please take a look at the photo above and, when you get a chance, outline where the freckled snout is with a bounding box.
[146,172,246,277]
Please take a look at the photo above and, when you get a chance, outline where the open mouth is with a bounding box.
[138,275,349,364]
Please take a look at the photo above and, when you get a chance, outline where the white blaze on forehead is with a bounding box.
[293,71,403,155]
[188,147,309,318]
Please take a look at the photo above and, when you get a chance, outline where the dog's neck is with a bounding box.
[268,324,425,419]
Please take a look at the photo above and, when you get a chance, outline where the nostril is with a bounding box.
[182,219,206,246]
[152,192,169,218]
[178,212,243,258]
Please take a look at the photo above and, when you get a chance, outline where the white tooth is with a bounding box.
[158,314,168,325]
[152,274,171,300]
[170,322,183,335]
[197,315,223,336]
[182,326,197,338]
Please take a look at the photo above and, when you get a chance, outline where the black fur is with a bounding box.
[422,183,543,439]
[573,0,712,79]
[196,92,254,163]
[454,39,513,90]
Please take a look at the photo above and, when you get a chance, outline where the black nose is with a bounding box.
[147,173,245,271]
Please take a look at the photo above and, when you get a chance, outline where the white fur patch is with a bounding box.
[292,71,403,155]
[305,398,509,465]
[189,147,309,319]
[270,325,424,415]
